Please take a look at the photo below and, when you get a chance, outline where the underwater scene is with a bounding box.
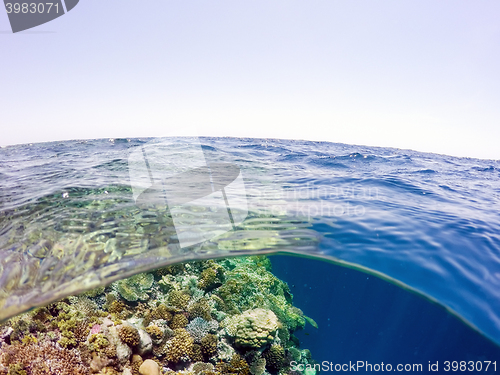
[1,137,500,374]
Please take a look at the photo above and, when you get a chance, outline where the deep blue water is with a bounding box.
[1,136,500,371]
[271,255,500,374]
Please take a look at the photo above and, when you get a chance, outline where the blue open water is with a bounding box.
[1,137,500,373]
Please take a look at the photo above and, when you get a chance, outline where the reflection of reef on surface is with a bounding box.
[0,256,318,375]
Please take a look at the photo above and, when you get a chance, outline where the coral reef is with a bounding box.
[187,299,212,322]
[215,354,250,375]
[186,318,218,343]
[168,314,188,330]
[200,334,218,360]
[191,362,214,374]
[223,308,278,349]
[250,357,266,375]
[263,344,285,374]
[117,325,141,347]
[0,256,317,375]
[197,262,224,292]
[164,328,193,363]
[0,341,88,375]
[167,291,190,310]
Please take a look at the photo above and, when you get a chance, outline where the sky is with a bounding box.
[1,0,499,160]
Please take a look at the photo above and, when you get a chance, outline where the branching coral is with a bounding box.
[117,325,140,347]
[190,344,203,363]
[130,354,143,375]
[200,334,217,359]
[88,333,109,353]
[108,300,126,315]
[164,328,193,363]
[187,299,212,322]
[145,325,163,343]
[0,341,89,375]
[169,314,188,329]
[197,264,224,292]
[186,318,218,343]
[148,305,173,322]
[216,354,250,375]
[167,291,190,310]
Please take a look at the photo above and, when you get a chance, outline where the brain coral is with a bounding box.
[224,308,278,349]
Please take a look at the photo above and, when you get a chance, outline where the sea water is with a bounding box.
[1,137,499,373]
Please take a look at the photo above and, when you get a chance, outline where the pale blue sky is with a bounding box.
[1,0,499,159]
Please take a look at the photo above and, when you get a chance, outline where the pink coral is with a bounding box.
[91,324,101,335]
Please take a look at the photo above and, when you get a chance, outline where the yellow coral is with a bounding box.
[200,334,217,359]
[118,324,140,347]
[165,328,193,363]
[223,309,278,349]
[169,314,188,329]
[145,325,163,341]
[187,299,212,321]
[167,290,190,310]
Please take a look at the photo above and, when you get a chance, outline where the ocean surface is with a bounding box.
[1,137,500,370]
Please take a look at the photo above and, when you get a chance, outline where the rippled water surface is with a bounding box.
[1,137,499,347]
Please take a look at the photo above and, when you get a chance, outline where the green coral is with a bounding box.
[115,273,154,302]
[88,333,110,353]
[200,333,218,359]
[188,298,212,321]
[197,263,224,291]
[165,328,194,363]
[263,344,285,373]
[216,257,305,338]
[169,313,188,329]
[167,290,190,309]
[55,310,84,348]
[207,257,314,351]
[7,364,27,375]
[223,308,278,349]
[0,255,317,375]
